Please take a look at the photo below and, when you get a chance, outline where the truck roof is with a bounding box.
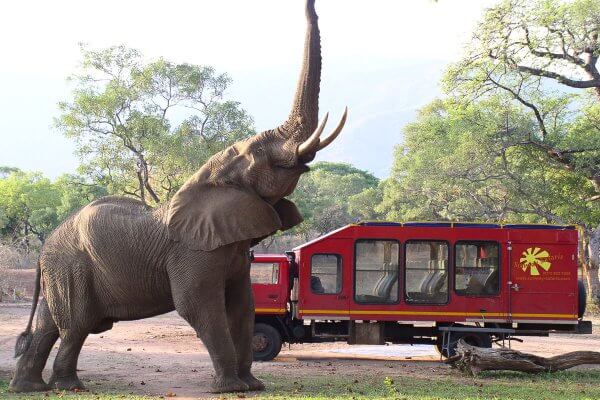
[359,221,576,229]
[292,221,577,250]
[252,254,288,261]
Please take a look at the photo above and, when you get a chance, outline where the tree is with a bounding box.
[53,174,108,221]
[57,45,254,205]
[347,187,384,222]
[379,98,600,303]
[442,0,600,305]
[290,162,381,236]
[0,169,107,246]
[0,170,61,243]
[445,0,600,195]
[0,166,20,179]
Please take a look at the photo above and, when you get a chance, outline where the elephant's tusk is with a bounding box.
[317,107,347,151]
[297,112,329,156]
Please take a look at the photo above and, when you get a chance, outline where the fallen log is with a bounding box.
[449,339,600,376]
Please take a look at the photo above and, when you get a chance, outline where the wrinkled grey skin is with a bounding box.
[10,0,343,393]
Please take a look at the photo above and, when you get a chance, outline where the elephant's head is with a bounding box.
[167,0,347,251]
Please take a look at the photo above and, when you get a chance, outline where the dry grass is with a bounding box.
[0,241,37,302]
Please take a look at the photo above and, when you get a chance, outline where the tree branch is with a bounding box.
[522,26,587,67]
[486,73,548,139]
[514,64,600,89]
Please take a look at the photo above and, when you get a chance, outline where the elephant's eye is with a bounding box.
[254,147,267,158]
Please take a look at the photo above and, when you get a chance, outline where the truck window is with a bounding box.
[405,241,448,304]
[310,254,342,294]
[250,262,279,284]
[455,241,500,296]
[354,240,399,304]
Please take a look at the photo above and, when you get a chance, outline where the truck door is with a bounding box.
[509,242,578,323]
[298,239,352,319]
[251,259,288,314]
[453,240,504,320]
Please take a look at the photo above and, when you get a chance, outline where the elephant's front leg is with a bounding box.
[226,270,265,391]
[171,273,249,393]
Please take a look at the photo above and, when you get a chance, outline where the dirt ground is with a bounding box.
[1,303,599,399]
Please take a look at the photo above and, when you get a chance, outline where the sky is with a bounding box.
[0,0,498,179]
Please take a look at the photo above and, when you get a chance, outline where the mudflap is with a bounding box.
[576,320,592,334]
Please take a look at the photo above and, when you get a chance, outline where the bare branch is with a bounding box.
[514,64,600,89]
[534,26,588,67]
[486,73,548,139]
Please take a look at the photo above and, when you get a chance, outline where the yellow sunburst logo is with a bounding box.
[519,247,552,276]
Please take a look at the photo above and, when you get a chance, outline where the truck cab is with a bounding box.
[250,254,293,360]
[251,254,290,316]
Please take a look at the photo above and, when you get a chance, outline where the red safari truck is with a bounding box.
[250,222,591,361]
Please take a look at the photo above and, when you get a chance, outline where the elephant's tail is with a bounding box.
[14,259,41,358]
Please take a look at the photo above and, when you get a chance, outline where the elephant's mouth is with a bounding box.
[275,163,309,176]
[296,163,310,173]
[262,165,308,204]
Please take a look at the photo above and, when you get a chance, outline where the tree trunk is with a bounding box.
[22,221,30,249]
[581,226,600,308]
[137,156,160,204]
[450,340,600,376]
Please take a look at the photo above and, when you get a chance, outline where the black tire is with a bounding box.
[578,280,587,318]
[252,323,282,361]
[436,332,492,358]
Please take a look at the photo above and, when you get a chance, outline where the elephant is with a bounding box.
[9,0,347,394]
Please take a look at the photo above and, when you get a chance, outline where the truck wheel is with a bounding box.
[252,323,282,361]
[436,332,492,358]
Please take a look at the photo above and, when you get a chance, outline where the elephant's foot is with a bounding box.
[240,373,265,391]
[209,376,249,393]
[8,377,50,392]
[49,374,86,391]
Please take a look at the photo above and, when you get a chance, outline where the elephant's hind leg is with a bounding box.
[9,299,59,392]
[48,330,89,391]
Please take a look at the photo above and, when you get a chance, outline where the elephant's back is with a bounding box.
[85,195,151,210]
[42,195,154,251]
[76,196,152,234]
[78,195,152,225]
[40,196,173,328]
[74,196,168,265]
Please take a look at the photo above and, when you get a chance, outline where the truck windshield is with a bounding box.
[250,262,279,284]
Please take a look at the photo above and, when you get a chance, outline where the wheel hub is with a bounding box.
[252,333,269,352]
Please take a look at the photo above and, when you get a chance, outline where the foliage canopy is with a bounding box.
[56,45,254,205]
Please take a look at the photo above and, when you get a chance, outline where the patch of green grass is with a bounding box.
[4,370,600,400]
[0,380,155,400]
[246,370,600,399]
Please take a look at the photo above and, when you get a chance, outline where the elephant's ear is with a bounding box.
[273,198,303,231]
[167,184,282,251]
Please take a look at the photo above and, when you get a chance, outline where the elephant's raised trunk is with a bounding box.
[281,0,321,141]
[263,0,346,164]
